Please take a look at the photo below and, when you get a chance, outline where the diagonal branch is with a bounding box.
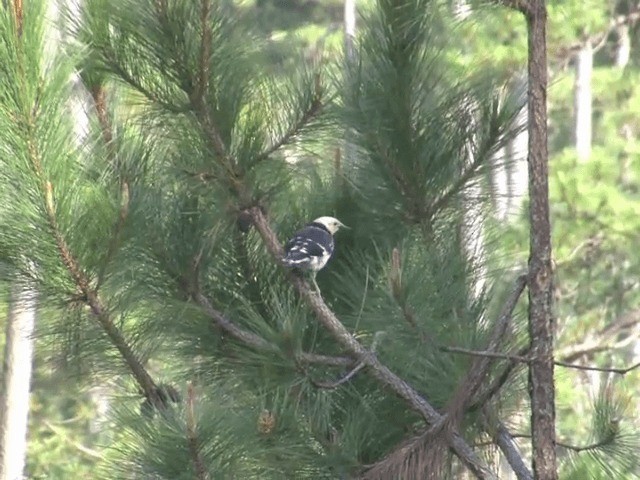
[194,292,353,367]
[485,418,533,480]
[446,275,527,418]
[359,276,528,480]
[308,361,366,389]
[248,207,497,480]
[254,82,323,163]
[43,182,163,407]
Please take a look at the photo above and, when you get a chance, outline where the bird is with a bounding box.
[282,216,347,291]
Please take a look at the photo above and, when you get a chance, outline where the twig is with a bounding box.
[445,347,640,375]
[509,431,618,453]
[468,346,530,412]
[197,0,212,103]
[186,383,211,480]
[552,10,640,62]
[43,421,103,460]
[310,362,366,389]
[249,207,497,480]
[557,309,640,363]
[441,346,531,363]
[554,360,640,375]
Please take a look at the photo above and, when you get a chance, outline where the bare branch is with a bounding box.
[445,347,640,376]
[557,309,640,363]
[552,9,640,62]
[482,418,533,480]
[309,362,366,389]
[554,360,640,376]
[442,347,531,363]
[509,430,620,453]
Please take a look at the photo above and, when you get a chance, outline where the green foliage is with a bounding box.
[2,0,640,477]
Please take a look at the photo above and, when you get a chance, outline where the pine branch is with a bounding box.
[446,275,527,417]
[362,277,528,479]
[254,78,324,163]
[42,180,162,408]
[249,207,497,480]
[441,347,531,363]
[194,291,353,367]
[90,84,113,146]
[88,83,131,292]
[11,0,23,37]
[186,383,211,480]
[197,0,212,103]
[425,147,486,221]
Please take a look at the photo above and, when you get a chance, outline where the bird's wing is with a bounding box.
[285,225,333,258]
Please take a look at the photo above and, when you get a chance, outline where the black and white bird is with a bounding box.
[282,216,347,290]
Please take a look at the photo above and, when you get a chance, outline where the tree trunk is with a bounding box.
[0,285,37,480]
[525,1,557,478]
[344,0,356,60]
[615,23,630,69]
[574,39,592,162]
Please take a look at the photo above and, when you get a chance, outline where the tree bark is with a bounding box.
[574,39,592,162]
[525,1,557,478]
[0,285,37,480]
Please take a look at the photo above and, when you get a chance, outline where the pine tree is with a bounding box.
[1,0,638,478]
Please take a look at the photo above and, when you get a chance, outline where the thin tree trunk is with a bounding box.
[574,40,592,162]
[0,285,37,480]
[525,1,557,478]
[344,0,356,60]
[615,23,630,69]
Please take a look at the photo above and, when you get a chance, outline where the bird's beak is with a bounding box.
[339,221,349,230]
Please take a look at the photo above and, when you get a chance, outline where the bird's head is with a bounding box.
[313,216,347,235]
